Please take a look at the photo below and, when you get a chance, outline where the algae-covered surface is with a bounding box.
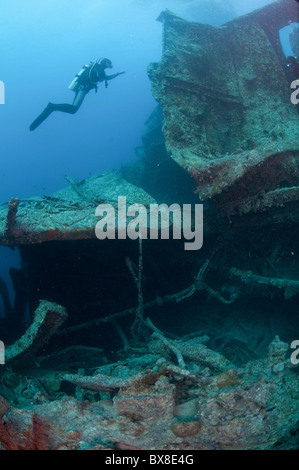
[0,172,156,245]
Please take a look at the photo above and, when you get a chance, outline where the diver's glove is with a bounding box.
[118,71,126,76]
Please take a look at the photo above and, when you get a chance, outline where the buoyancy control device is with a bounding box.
[68,61,98,92]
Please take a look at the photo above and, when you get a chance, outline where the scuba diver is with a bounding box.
[29,58,125,131]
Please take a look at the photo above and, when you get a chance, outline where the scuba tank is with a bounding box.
[68,61,99,92]
[68,65,90,92]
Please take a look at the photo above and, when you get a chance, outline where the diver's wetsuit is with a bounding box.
[29,62,124,131]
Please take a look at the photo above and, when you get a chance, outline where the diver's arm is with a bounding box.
[105,71,126,81]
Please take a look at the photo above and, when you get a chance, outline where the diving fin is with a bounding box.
[29,103,55,131]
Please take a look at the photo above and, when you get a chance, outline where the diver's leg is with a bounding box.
[72,89,87,107]
[29,90,88,131]
[29,102,77,131]
[52,89,87,114]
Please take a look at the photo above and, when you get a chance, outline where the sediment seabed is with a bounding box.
[0,299,299,450]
